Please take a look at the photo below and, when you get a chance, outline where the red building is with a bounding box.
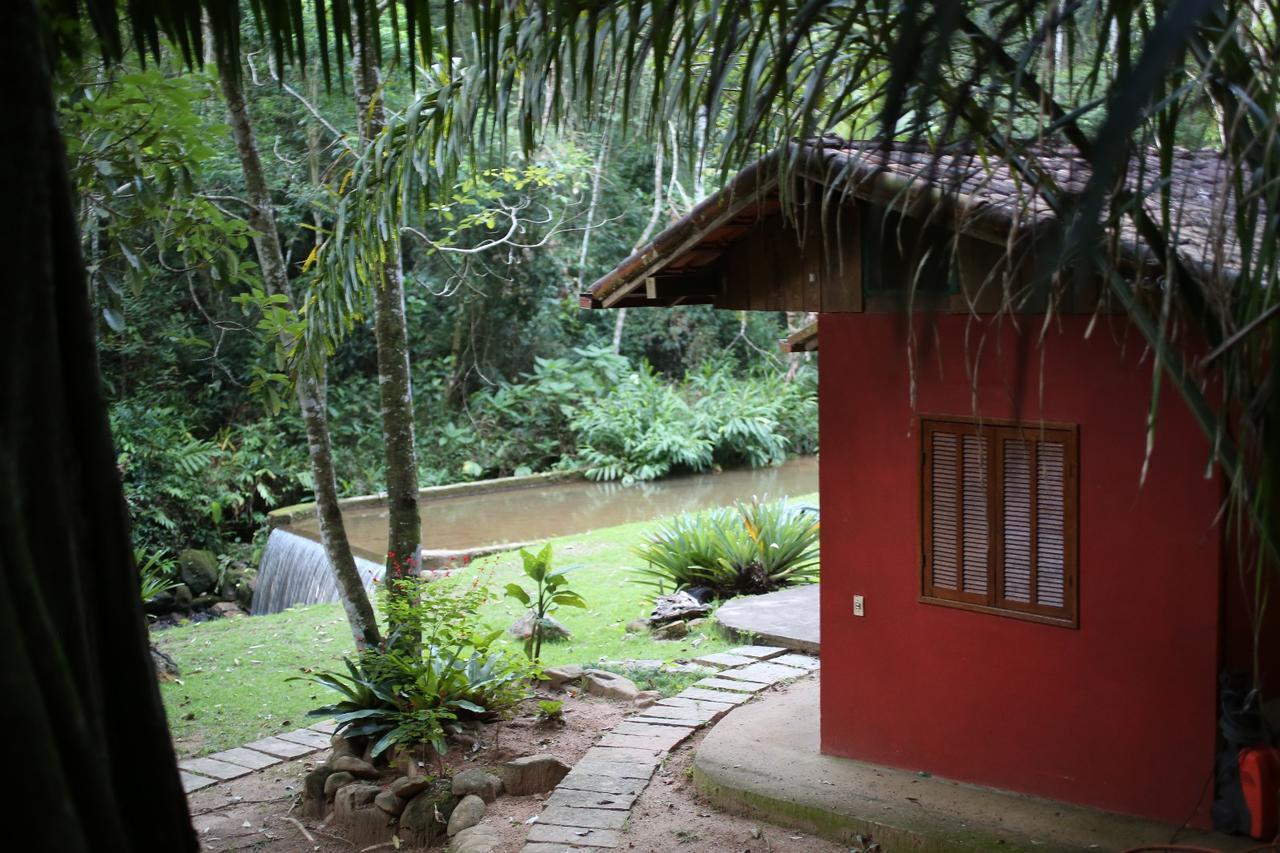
[583,141,1278,829]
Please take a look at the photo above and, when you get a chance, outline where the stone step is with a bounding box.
[771,653,820,671]
[208,746,281,771]
[693,652,757,668]
[676,686,752,706]
[658,696,735,712]
[611,720,694,740]
[557,772,649,796]
[537,805,630,830]
[714,661,806,685]
[694,676,769,693]
[242,736,314,759]
[726,645,788,660]
[626,714,702,728]
[274,728,332,749]
[597,733,673,753]
[180,770,217,793]
[526,823,619,848]
[543,788,638,811]
[178,756,253,781]
[307,718,338,734]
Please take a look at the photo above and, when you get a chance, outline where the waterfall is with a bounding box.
[252,529,384,615]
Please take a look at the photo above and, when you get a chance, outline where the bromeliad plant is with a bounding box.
[635,498,820,599]
[293,574,533,760]
[504,544,587,662]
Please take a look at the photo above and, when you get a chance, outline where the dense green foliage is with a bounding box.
[59,56,817,562]
[635,499,820,598]
[296,577,533,758]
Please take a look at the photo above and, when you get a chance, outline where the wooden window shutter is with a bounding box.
[922,417,1078,626]
[922,422,992,603]
[995,426,1076,620]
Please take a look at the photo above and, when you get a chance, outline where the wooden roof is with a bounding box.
[780,323,818,353]
[582,139,1244,311]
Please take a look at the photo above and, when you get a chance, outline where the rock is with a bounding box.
[583,669,640,702]
[303,766,334,817]
[447,794,486,836]
[625,618,650,634]
[177,549,220,596]
[171,583,193,610]
[190,593,221,610]
[508,612,571,642]
[450,824,500,853]
[332,783,381,819]
[684,586,718,603]
[218,566,250,600]
[391,775,434,799]
[652,619,689,639]
[331,732,359,759]
[451,768,503,802]
[210,601,244,617]
[649,591,710,624]
[540,664,584,690]
[500,755,571,795]
[324,771,356,796]
[400,786,457,847]
[374,789,406,817]
[233,571,256,611]
[687,617,707,628]
[332,755,381,779]
[634,690,660,709]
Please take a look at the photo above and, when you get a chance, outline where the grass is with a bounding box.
[154,495,817,758]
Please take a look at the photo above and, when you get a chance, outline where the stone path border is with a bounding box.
[178,719,337,794]
[519,645,820,852]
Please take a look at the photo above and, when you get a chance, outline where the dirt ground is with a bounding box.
[187,682,839,852]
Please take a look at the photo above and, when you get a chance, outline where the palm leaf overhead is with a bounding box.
[55,1,1280,674]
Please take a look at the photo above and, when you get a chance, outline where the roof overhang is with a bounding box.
[580,140,1240,313]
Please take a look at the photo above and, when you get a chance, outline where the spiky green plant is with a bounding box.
[635,499,819,599]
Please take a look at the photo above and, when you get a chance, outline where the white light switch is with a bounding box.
[853,595,865,617]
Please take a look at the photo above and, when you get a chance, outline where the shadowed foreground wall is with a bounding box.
[817,311,1221,827]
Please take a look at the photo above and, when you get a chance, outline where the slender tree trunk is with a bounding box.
[3,2,196,847]
[613,141,667,354]
[577,131,612,289]
[352,11,422,634]
[213,43,381,649]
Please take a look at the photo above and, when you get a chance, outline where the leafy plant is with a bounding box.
[504,544,587,662]
[137,548,178,602]
[294,575,533,758]
[634,498,820,599]
[535,699,564,723]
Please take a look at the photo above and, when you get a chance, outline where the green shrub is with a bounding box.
[634,498,820,599]
[294,574,534,758]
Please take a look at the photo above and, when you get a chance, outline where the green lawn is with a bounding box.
[155,497,816,758]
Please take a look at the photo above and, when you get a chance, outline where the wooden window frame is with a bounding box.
[919,415,1080,628]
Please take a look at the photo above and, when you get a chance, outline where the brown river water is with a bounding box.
[253,458,818,614]
[290,456,819,558]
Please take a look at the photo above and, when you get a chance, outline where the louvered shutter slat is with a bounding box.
[961,434,989,595]
[930,432,959,591]
[1035,441,1067,608]
[1001,438,1033,603]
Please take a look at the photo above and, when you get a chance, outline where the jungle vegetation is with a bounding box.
[7,1,1277,850]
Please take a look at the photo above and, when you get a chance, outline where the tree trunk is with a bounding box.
[351,11,422,631]
[2,2,196,848]
[214,40,380,649]
[613,141,667,354]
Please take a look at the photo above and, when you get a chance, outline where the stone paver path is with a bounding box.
[177,719,336,793]
[520,645,820,852]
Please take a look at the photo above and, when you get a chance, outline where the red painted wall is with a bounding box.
[817,312,1223,827]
